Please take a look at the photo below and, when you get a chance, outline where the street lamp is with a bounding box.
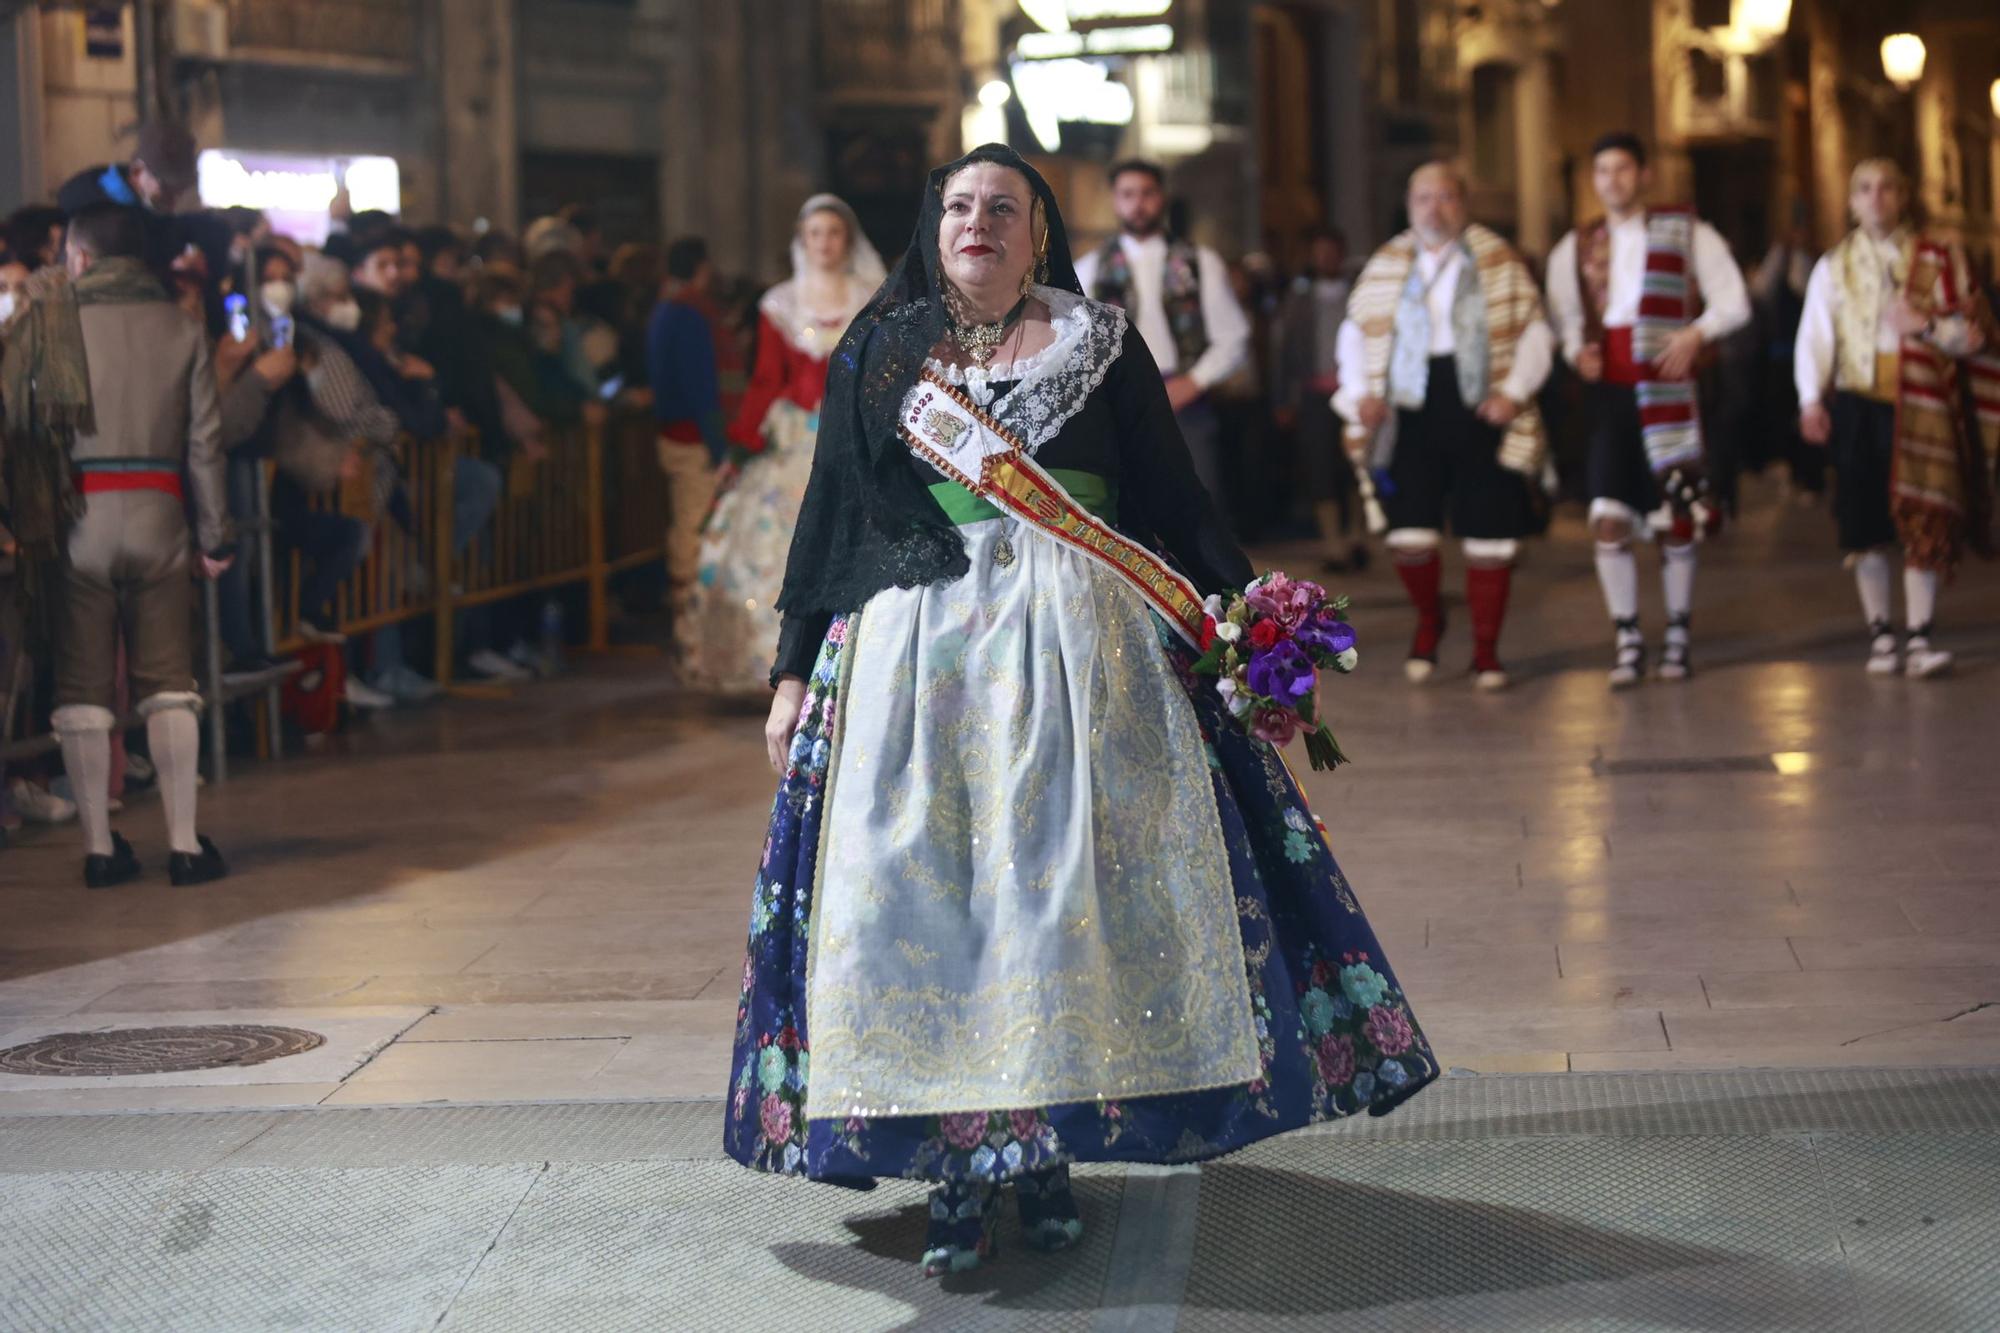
[1879,33,1926,91]
[978,79,1013,108]
[1990,77,2000,120]
[1737,0,1790,43]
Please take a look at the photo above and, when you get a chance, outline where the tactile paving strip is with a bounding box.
[1179,1134,1860,1332]
[3,1069,2000,1331]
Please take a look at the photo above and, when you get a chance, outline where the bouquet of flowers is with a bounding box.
[1192,572,1357,771]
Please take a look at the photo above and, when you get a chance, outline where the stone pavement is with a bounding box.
[1,477,1998,1327]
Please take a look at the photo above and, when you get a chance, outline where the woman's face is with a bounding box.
[938,162,1035,300]
[800,209,851,275]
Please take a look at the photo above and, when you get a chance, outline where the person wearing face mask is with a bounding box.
[727,146,1436,1276]
[1335,162,1554,692]
[1794,158,1998,679]
[681,195,884,691]
[2,205,231,887]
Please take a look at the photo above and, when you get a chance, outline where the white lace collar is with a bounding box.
[921,285,1128,453]
[760,276,873,358]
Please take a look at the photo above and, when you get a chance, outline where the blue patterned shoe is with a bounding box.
[921,1181,1000,1277]
[1015,1164,1084,1253]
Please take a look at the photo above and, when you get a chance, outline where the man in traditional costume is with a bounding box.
[1074,159,1251,506]
[729,145,1435,1277]
[1335,161,1552,690]
[1546,132,1750,688]
[2,205,230,887]
[1795,158,1997,677]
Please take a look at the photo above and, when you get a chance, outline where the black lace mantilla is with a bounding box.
[770,145,1086,681]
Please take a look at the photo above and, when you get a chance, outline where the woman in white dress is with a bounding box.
[687,195,883,690]
[726,146,1436,1276]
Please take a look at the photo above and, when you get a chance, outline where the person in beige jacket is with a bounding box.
[50,205,231,887]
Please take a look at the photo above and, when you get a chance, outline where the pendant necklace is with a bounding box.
[948,294,1029,568]
[949,294,1028,373]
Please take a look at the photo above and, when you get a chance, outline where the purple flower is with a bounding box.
[1314,1033,1357,1086]
[1244,573,1325,633]
[1364,1005,1415,1056]
[1295,613,1356,658]
[1246,640,1317,703]
[760,1093,793,1145]
[940,1112,989,1151]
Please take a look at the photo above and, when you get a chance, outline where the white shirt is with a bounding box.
[1074,233,1251,391]
[1330,235,1555,423]
[1793,232,1906,407]
[1545,212,1752,365]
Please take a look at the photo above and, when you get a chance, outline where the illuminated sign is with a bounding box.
[197,150,401,244]
[1021,0,1170,26]
[1017,23,1173,59]
[1011,58,1136,152]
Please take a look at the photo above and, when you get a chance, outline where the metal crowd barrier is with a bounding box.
[0,413,668,784]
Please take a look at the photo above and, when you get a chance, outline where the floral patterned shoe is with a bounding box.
[921,1180,1001,1277]
[1015,1164,1084,1253]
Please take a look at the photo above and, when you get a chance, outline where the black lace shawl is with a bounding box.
[768,146,1085,678]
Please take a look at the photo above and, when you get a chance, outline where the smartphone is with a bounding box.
[224,293,251,343]
[269,313,294,350]
[597,374,625,402]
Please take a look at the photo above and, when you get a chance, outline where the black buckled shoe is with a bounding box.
[84,833,142,889]
[168,835,229,887]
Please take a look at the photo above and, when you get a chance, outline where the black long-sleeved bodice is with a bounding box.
[770,321,1251,683]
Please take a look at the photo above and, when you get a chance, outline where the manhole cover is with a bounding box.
[0,1025,326,1077]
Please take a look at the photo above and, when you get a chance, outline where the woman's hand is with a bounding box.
[766,677,809,774]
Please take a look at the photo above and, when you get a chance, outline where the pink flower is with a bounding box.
[1009,1108,1041,1141]
[1245,573,1325,633]
[828,619,847,645]
[733,1087,749,1119]
[1315,1033,1356,1086]
[760,1092,793,1145]
[1251,708,1298,746]
[940,1112,989,1151]
[1364,1005,1415,1056]
[844,1115,868,1134]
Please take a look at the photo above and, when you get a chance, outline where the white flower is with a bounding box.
[1334,647,1359,672]
[1215,621,1243,644]
[1216,676,1237,703]
[1203,593,1225,619]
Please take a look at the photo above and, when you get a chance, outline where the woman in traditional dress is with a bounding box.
[725,145,1437,1276]
[688,195,885,690]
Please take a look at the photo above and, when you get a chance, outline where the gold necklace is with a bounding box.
[947,292,1025,371]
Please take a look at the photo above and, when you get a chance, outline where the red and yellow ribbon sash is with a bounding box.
[900,366,1207,647]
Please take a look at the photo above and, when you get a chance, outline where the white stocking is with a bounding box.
[1853,550,1892,628]
[1904,566,1939,634]
[145,704,202,855]
[52,705,115,858]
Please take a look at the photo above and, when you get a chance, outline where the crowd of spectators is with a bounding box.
[0,124,762,843]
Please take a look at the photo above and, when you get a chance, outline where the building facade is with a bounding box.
[3,0,1994,280]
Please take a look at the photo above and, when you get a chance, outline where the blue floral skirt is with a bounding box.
[723,614,1438,1185]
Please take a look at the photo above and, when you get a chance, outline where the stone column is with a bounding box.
[1802,1,1849,252]
[436,0,519,231]
[1513,45,1554,255]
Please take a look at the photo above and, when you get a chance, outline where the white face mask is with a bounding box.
[0,292,17,324]
[323,298,362,332]
[259,280,296,317]
[495,306,523,327]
